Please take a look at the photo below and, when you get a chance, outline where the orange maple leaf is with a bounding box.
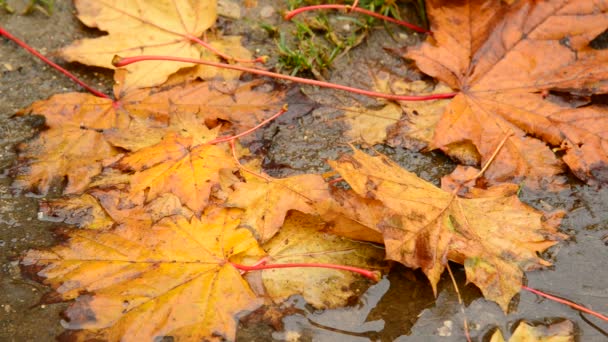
[407,0,608,187]
[114,132,236,215]
[13,76,284,195]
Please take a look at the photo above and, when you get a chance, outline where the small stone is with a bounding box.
[260,5,275,18]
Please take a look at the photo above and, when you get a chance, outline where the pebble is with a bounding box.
[260,5,275,18]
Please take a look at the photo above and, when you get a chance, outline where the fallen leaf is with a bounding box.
[490,320,575,342]
[342,79,451,150]
[59,0,243,89]
[114,132,236,215]
[13,76,284,195]
[386,82,453,151]
[226,171,331,242]
[106,79,286,150]
[12,93,122,194]
[21,208,264,341]
[406,0,608,187]
[260,211,385,309]
[39,193,114,230]
[314,187,386,244]
[329,148,565,311]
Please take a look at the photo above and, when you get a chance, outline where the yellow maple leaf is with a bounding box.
[60,0,251,89]
[226,171,330,242]
[21,208,264,341]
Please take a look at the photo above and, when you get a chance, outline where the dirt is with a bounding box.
[1,1,607,341]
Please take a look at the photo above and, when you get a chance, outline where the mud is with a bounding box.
[1,1,607,341]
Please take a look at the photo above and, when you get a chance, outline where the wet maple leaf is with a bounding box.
[114,132,236,215]
[225,171,331,242]
[12,94,122,194]
[13,76,284,194]
[343,79,452,150]
[21,208,264,341]
[259,212,385,309]
[406,0,608,187]
[59,0,250,89]
[490,320,574,342]
[329,148,565,311]
[41,189,193,231]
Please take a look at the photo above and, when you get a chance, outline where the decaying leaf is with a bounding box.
[329,148,565,311]
[226,171,330,242]
[60,0,251,89]
[406,0,608,187]
[490,320,575,342]
[260,212,385,309]
[343,79,451,151]
[21,208,264,341]
[39,193,115,230]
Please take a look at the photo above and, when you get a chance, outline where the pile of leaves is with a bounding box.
[9,0,608,340]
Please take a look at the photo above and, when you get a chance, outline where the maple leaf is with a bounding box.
[343,79,452,150]
[59,0,249,89]
[314,187,386,244]
[259,212,385,309]
[225,171,331,242]
[406,0,608,187]
[328,148,565,311]
[21,208,264,341]
[490,320,574,342]
[40,193,115,230]
[42,188,193,231]
[113,132,236,215]
[12,94,122,194]
[13,76,284,194]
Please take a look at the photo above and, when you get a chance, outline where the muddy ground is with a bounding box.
[1,1,607,341]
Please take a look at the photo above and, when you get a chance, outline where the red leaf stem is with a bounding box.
[113,55,457,102]
[184,34,267,64]
[0,25,110,99]
[231,261,380,281]
[522,285,608,322]
[284,4,431,34]
[208,104,289,144]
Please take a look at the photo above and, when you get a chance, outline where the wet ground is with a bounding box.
[1,1,607,341]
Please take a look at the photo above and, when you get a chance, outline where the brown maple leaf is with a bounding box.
[329,148,565,311]
[21,208,264,341]
[406,0,608,187]
[60,0,251,89]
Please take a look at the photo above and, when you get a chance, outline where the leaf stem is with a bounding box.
[208,104,289,144]
[185,34,267,64]
[0,25,110,99]
[113,55,457,102]
[284,5,431,34]
[231,261,380,281]
[522,285,608,322]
